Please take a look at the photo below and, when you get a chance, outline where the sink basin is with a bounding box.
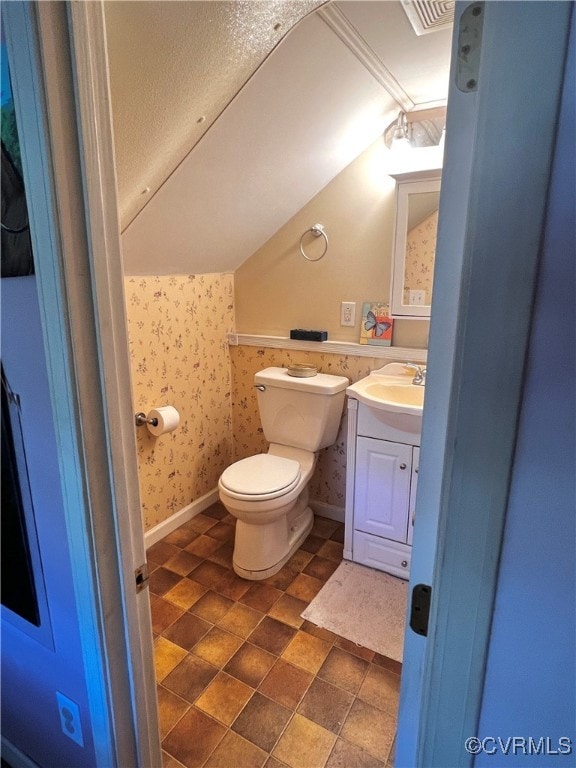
[362,382,424,409]
[346,363,425,418]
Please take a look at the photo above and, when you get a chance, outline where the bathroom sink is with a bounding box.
[346,363,425,419]
[361,381,424,409]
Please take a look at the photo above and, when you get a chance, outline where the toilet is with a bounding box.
[218,366,349,580]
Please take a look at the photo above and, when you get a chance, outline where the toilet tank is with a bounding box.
[254,367,349,452]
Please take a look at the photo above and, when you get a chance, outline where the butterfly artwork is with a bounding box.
[360,302,393,346]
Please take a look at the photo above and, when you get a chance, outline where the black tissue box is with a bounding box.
[290,329,328,342]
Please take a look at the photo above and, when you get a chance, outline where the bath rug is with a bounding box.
[301,560,408,662]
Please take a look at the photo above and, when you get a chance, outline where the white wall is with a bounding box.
[1,278,98,767]
[476,10,575,763]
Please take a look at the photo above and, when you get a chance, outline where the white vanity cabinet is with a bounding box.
[344,398,421,579]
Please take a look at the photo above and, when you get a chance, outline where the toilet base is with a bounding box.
[232,493,314,580]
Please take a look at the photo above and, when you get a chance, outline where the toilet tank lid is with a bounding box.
[255,367,349,394]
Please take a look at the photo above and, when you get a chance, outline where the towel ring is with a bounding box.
[300,224,328,262]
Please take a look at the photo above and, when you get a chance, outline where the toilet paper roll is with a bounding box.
[146,406,180,436]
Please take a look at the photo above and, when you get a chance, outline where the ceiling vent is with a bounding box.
[401,0,455,36]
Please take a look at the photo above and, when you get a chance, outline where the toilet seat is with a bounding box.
[219,454,301,501]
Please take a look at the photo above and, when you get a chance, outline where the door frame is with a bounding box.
[3,2,161,765]
[5,0,572,766]
[398,2,573,766]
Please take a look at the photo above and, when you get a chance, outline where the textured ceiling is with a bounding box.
[105,1,322,228]
[105,0,452,273]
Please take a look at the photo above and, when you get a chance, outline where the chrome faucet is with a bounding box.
[404,363,426,386]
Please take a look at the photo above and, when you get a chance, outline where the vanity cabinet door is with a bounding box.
[407,446,419,546]
[354,437,412,543]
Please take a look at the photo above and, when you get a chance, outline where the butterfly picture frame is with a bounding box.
[359,302,394,346]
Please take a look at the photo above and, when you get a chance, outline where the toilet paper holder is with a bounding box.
[135,412,158,428]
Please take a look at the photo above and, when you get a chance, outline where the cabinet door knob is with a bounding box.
[399,463,407,470]
[401,560,408,568]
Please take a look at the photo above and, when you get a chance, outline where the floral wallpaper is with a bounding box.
[124,274,235,530]
[404,209,438,305]
[124,271,396,529]
[230,346,385,510]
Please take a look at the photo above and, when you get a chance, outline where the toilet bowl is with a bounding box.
[218,445,316,579]
[218,367,348,580]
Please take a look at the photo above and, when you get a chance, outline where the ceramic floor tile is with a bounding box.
[188,560,228,590]
[300,534,325,554]
[285,572,324,602]
[148,541,181,566]
[204,730,268,768]
[149,567,184,597]
[340,699,396,763]
[335,636,375,663]
[258,658,314,710]
[272,713,336,768]
[239,582,283,613]
[297,677,354,734]
[185,535,223,559]
[247,616,297,656]
[224,642,277,688]
[151,509,399,768]
[300,620,338,644]
[201,502,229,520]
[162,750,187,768]
[187,512,222,533]
[357,664,401,716]
[191,626,244,668]
[162,527,201,549]
[150,595,184,635]
[189,590,234,623]
[302,555,340,582]
[163,612,212,652]
[317,647,369,695]
[231,691,292,753]
[310,518,341,539]
[267,593,306,629]
[325,737,385,768]
[204,521,236,542]
[162,653,219,703]
[213,567,252,600]
[317,539,344,563]
[372,653,403,676]
[163,550,202,577]
[195,671,254,726]
[154,637,188,682]
[156,685,190,739]
[163,706,226,768]
[163,578,207,611]
[217,602,265,638]
[281,630,332,675]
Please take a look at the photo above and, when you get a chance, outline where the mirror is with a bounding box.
[390,170,441,317]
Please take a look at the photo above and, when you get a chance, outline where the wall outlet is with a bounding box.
[56,691,84,747]
[340,301,356,326]
[409,290,426,306]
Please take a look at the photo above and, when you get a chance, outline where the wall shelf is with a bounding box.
[228,333,427,363]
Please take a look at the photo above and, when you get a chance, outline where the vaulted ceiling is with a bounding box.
[104,0,453,274]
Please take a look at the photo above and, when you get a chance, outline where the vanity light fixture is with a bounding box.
[389,111,412,152]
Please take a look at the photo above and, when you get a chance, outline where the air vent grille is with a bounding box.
[401,0,455,36]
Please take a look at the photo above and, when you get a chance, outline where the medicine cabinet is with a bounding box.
[390,169,441,318]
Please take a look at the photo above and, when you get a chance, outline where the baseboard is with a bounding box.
[1,737,39,768]
[144,488,219,548]
[310,500,345,524]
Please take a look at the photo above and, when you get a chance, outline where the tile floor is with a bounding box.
[148,502,401,768]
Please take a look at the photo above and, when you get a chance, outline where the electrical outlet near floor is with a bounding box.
[340,301,356,326]
[56,691,84,747]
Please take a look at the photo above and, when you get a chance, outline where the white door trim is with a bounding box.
[3,2,160,765]
[400,3,573,766]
